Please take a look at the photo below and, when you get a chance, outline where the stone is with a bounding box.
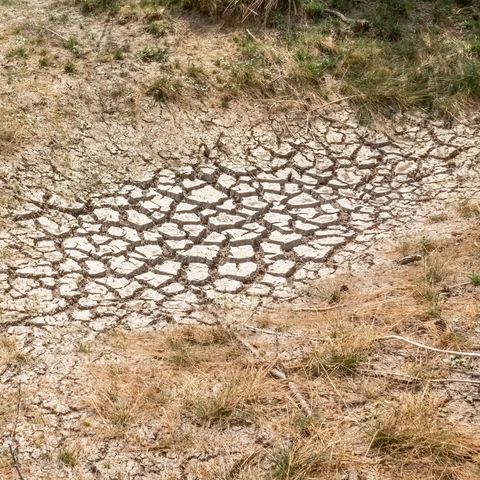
[126,210,153,229]
[208,213,245,231]
[268,231,302,250]
[229,245,255,262]
[286,193,320,208]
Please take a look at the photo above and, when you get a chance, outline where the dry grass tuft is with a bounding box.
[0,336,29,368]
[185,365,283,427]
[371,395,480,477]
[271,432,347,480]
[306,324,376,377]
[89,363,168,434]
[457,199,480,219]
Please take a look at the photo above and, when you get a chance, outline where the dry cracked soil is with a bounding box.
[1,1,480,479]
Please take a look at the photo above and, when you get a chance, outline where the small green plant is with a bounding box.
[64,37,81,55]
[469,273,480,287]
[58,448,77,467]
[6,46,28,59]
[303,0,324,19]
[76,0,120,14]
[137,46,168,63]
[307,326,373,377]
[145,20,168,37]
[64,61,76,74]
[146,74,181,101]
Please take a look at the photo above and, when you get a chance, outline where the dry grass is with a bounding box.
[185,365,284,427]
[370,395,480,478]
[306,324,376,377]
[457,199,480,219]
[89,363,169,434]
[270,431,348,480]
[0,336,29,369]
[14,225,478,478]
[65,0,480,118]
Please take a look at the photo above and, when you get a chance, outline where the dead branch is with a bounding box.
[292,303,349,312]
[324,8,369,31]
[41,26,69,42]
[396,254,422,265]
[361,368,480,386]
[9,372,25,480]
[377,335,480,358]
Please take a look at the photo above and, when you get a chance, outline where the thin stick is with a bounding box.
[243,325,295,337]
[293,303,349,313]
[245,29,260,43]
[309,96,356,113]
[324,8,369,28]
[42,26,69,42]
[361,369,480,386]
[9,373,25,480]
[377,335,480,358]
[9,445,25,480]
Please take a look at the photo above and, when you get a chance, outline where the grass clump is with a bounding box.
[145,19,169,36]
[306,325,374,377]
[0,336,29,368]
[186,367,279,427]
[58,448,78,468]
[457,199,480,219]
[415,252,450,318]
[271,428,347,480]
[146,73,182,101]
[468,273,480,287]
[64,61,76,74]
[76,0,120,14]
[6,45,28,59]
[137,46,169,63]
[371,395,480,475]
[64,37,81,56]
[90,364,168,432]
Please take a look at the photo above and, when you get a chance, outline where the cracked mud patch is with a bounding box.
[1,118,479,334]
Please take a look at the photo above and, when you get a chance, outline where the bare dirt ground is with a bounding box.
[1,0,480,479]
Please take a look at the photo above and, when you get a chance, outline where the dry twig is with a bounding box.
[378,335,480,358]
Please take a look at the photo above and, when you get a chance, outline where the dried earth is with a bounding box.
[1,0,480,479]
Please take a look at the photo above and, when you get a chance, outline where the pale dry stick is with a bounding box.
[308,95,357,113]
[448,281,471,289]
[245,28,260,43]
[243,325,295,337]
[41,26,69,42]
[292,303,349,313]
[324,8,369,29]
[229,328,313,417]
[378,335,480,358]
[360,368,480,386]
[243,325,330,343]
[9,371,25,480]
